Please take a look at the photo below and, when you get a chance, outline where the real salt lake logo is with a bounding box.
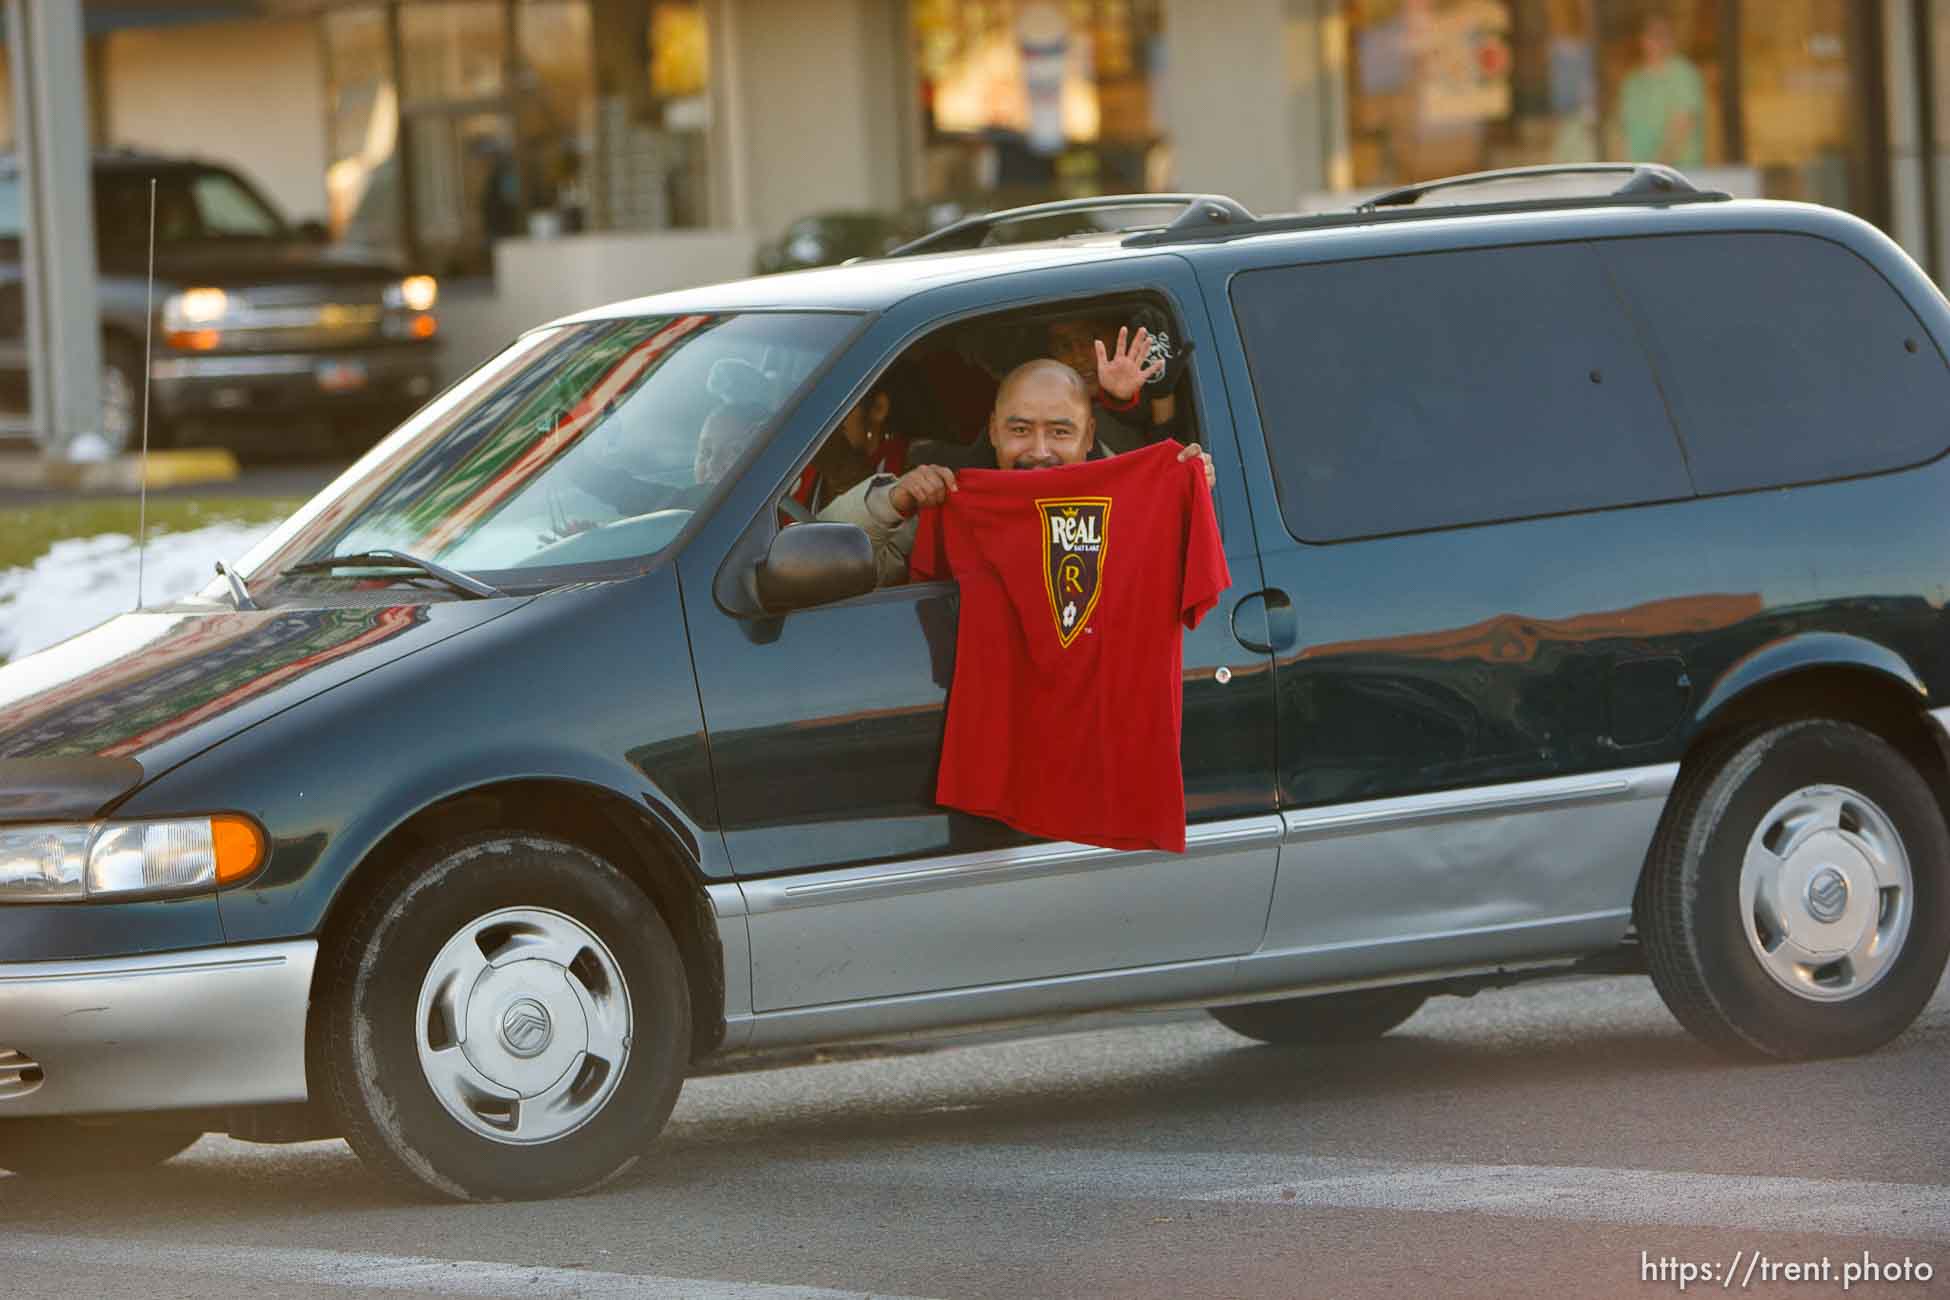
[1037,496,1111,648]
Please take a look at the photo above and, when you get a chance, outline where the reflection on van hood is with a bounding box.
[0,598,519,773]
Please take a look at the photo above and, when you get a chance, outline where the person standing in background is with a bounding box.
[1618,12,1705,167]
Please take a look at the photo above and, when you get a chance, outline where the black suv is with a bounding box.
[0,152,441,453]
[1,164,1945,1201]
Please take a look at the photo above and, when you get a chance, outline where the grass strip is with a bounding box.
[0,497,301,572]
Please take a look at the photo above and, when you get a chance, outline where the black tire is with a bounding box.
[0,1118,201,1178]
[1208,986,1429,1045]
[1641,719,1950,1060]
[316,833,690,1202]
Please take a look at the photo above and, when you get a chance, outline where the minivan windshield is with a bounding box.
[239,312,853,593]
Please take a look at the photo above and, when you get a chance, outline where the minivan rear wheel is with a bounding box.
[1641,719,1950,1060]
[317,833,690,1201]
[1207,986,1429,1045]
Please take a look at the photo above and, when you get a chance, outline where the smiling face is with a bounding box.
[988,360,1095,470]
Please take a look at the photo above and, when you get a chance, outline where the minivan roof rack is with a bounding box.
[1355,162,1699,211]
[883,193,1256,258]
[1123,161,1728,250]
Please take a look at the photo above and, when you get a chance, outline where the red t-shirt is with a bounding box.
[911,439,1230,852]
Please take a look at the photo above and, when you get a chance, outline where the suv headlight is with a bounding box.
[163,287,230,325]
[384,275,438,312]
[0,816,266,902]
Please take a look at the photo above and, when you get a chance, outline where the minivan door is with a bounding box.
[1202,237,1709,980]
[677,256,1280,1015]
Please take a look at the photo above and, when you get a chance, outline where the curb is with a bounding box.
[0,449,242,493]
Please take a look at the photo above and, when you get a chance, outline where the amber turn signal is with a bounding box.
[210,814,266,884]
[408,313,438,339]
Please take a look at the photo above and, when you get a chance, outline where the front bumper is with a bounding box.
[150,347,439,420]
[0,939,314,1117]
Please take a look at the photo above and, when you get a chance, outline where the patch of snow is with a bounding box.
[0,521,282,662]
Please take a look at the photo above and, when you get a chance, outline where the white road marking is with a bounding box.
[0,1234,940,1300]
[785,1145,1950,1242]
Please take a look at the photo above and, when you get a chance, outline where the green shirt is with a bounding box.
[1620,57,1705,166]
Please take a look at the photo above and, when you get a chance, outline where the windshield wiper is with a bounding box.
[279,549,506,599]
[213,559,259,611]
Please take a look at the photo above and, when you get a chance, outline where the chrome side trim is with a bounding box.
[1282,764,1679,841]
[705,882,755,1052]
[0,939,315,1117]
[742,814,1284,916]
[721,912,1622,1054]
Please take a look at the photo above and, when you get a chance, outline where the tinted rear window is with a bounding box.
[1597,232,1950,494]
[1233,242,1691,543]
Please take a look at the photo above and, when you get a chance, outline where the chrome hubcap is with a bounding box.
[1738,784,1912,1002]
[414,907,632,1145]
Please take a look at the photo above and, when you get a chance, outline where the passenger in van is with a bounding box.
[692,400,774,490]
[817,358,1214,586]
[1043,309,1183,450]
[783,375,912,518]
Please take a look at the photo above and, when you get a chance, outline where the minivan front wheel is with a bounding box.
[318,833,690,1201]
[1641,719,1950,1060]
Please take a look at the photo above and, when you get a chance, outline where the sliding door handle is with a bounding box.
[1231,588,1297,654]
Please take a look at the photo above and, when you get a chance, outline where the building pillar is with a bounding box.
[1162,0,1331,216]
[719,0,906,238]
[5,0,103,459]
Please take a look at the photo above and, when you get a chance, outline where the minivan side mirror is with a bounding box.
[755,523,877,613]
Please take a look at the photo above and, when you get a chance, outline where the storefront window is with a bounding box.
[517,2,596,235]
[910,0,1168,206]
[1737,0,1866,209]
[324,2,712,275]
[400,2,507,104]
[323,8,402,251]
[1333,0,1869,211]
[1342,0,1727,185]
[592,0,713,230]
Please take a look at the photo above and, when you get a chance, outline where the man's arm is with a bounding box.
[816,474,919,586]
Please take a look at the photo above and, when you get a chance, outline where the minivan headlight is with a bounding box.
[384,275,438,312]
[0,816,266,902]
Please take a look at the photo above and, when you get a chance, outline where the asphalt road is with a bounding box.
[1,394,1939,1297]
[3,974,1946,1300]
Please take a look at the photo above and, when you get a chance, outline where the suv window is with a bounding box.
[93,167,289,250]
[1233,242,1690,543]
[1597,232,1950,495]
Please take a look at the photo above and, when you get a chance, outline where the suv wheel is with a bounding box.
[1208,986,1429,1045]
[99,338,147,456]
[317,833,690,1201]
[1641,719,1950,1059]
[0,1118,201,1178]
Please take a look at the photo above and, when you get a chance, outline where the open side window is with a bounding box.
[762,290,1202,600]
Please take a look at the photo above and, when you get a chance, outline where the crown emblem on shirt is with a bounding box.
[1036,496,1111,648]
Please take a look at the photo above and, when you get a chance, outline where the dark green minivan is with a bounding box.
[2,165,1946,1201]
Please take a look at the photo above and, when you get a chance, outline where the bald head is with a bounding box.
[998,358,1090,408]
[989,359,1096,470]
